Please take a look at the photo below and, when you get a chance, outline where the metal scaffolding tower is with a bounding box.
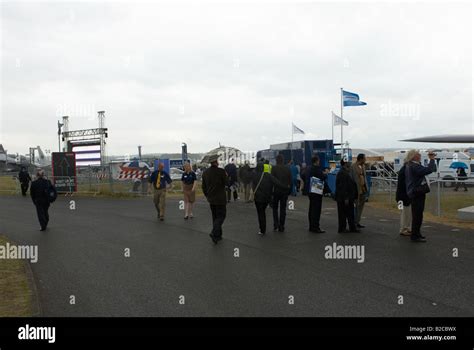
[59,112,108,167]
[97,111,107,165]
[62,116,69,152]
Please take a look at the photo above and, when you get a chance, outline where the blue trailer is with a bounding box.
[257,139,339,168]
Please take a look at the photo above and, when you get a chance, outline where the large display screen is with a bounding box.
[71,143,101,167]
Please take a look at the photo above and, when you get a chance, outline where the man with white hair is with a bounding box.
[30,169,56,231]
[405,150,437,242]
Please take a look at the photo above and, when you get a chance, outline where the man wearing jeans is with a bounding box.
[202,155,228,244]
[148,162,172,221]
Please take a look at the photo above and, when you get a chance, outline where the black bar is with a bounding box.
[0,317,472,347]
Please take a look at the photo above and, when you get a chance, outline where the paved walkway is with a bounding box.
[0,195,472,316]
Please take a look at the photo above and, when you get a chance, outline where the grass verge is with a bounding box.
[368,193,474,230]
[0,235,38,317]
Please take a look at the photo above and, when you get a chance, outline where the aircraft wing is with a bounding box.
[400,134,474,143]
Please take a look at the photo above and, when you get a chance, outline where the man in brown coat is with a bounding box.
[350,153,368,229]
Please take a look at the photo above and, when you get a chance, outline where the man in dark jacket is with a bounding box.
[405,150,437,242]
[271,154,292,232]
[18,166,32,196]
[202,155,228,244]
[336,160,359,233]
[252,163,289,235]
[305,155,328,233]
[238,161,253,202]
[224,160,238,202]
[396,161,411,236]
[30,169,55,231]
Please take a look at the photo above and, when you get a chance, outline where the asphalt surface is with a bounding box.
[0,194,473,317]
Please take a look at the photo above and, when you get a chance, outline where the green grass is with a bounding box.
[368,190,474,230]
[0,176,18,194]
[73,180,205,198]
[0,176,205,199]
[0,236,36,317]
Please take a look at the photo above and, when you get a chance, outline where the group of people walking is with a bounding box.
[195,153,372,244]
[20,149,453,245]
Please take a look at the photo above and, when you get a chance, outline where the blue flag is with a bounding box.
[343,90,367,107]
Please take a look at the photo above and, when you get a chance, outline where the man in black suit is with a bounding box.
[305,155,328,233]
[30,169,55,231]
[336,160,359,233]
[202,155,228,244]
[18,166,32,196]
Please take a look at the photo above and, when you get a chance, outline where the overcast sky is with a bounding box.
[1,1,472,156]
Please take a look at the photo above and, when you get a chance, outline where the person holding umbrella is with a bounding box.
[452,162,468,192]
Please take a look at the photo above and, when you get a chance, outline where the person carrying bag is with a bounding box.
[252,163,289,235]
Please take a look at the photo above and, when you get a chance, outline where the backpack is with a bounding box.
[46,180,58,203]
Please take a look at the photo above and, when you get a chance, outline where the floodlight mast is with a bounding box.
[98,111,106,166]
[61,116,69,152]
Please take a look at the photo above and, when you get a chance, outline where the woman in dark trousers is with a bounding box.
[305,155,328,233]
[335,160,359,233]
[252,163,289,235]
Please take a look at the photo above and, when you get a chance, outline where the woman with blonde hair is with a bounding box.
[181,162,197,219]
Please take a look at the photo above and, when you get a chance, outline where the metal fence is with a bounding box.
[2,172,472,217]
[369,176,474,217]
[0,173,191,196]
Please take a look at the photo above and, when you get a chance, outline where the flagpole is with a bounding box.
[331,111,334,144]
[340,88,344,160]
[291,122,293,161]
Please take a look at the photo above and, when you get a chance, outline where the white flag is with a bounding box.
[292,123,305,134]
[333,112,348,126]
